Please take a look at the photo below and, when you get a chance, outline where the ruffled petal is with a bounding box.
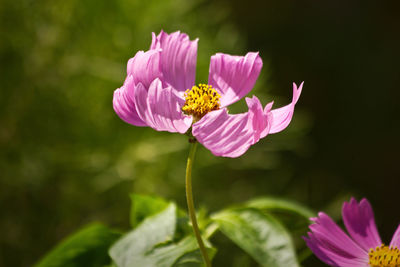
[306,212,368,264]
[304,233,368,267]
[390,224,400,248]
[113,75,146,127]
[342,198,382,251]
[269,82,303,134]
[208,52,263,107]
[127,49,163,88]
[192,96,272,158]
[133,79,192,133]
[193,109,249,158]
[260,101,274,139]
[150,30,198,92]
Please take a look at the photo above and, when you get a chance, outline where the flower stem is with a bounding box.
[185,141,211,267]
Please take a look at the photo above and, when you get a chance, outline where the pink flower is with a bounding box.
[113,30,303,157]
[304,198,400,267]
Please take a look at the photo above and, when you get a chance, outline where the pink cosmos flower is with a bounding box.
[113,30,303,157]
[304,198,400,267]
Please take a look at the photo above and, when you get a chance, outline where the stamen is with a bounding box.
[369,244,400,266]
[182,84,221,120]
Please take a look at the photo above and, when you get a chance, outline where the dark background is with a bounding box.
[1,0,399,266]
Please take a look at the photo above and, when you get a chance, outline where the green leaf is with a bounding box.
[35,223,121,267]
[145,236,215,267]
[212,208,299,267]
[130,194,170,228]
[172,248,205,267]
[110,203,177,267]
[130,194,190,235]
[173,242,216,267]
[111,202,215,267]
[245,197,315,220]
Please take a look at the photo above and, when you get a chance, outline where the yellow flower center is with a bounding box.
[182,84,221,120]
[369,244,400,267]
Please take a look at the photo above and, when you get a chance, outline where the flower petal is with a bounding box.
[390,224,400,248]
[307,212,368,263]
[113,75,146,127]
[150,30,198,92]
[304,233,368,267]
[246,96,273,141]
[192,96,272,158]
[127,49,163,88]
[134,78,192,133]
[260,101,274,139]
[269,82,303,134]
[208,52,263,107]
[342,198,382,251]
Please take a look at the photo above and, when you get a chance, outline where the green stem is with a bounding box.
[185,141,211,267]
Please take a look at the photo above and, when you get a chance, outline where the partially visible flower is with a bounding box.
[113,30,303,157]
[304,198,400,267]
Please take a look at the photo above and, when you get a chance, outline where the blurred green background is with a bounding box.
[1,0,399,266]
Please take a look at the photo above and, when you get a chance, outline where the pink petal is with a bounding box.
[127,49,163,88]
[246,97,273,141]
[269,82,303,134]
[113,75,146,127]
[150,30,198,92]
[192,96,272,158]
[133,78,192,133]
[208,52,263,107]
[390,224,400,248]
[342,198,382,251]
[304,233,368,267]
[308,213,367,260]
[260,101,274,139]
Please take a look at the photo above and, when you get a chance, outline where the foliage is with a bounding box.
[36,194,314,266]
[212,208,298,267]
[35,224,120,267]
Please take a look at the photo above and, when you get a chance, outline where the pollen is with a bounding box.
[182,84,221,120]
[369,244,400,267]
